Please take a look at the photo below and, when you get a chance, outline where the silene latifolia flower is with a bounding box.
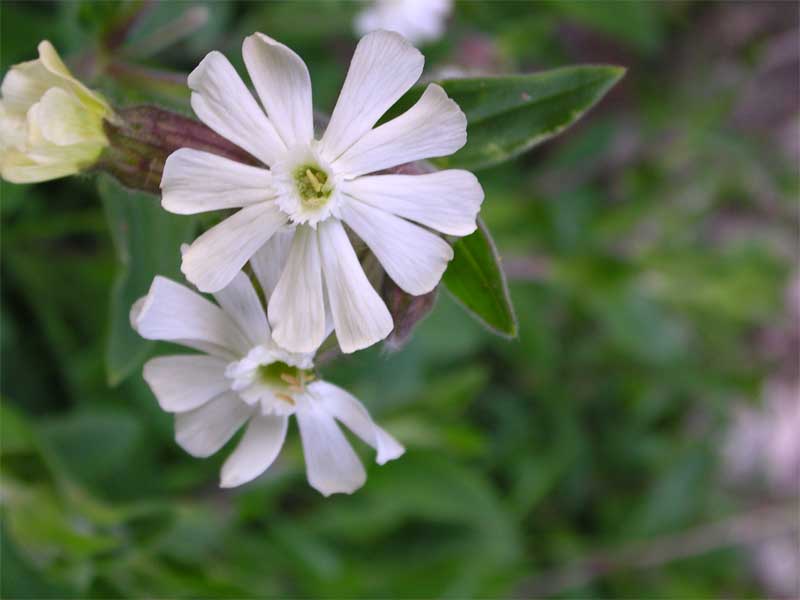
[161,30,483,354]
[0,41,114,183]
[355,0,453,45]
[130,269,404,496]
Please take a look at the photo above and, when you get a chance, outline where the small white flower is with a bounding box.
[161,30,483,354]
[355,0,453,45]
[0,41,113,183]
[130,271,404,496]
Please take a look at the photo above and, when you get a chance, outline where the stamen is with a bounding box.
[280,373,300,385]
[275,392,295,405]
[305,169,323,193]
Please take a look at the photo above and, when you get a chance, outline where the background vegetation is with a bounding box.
[2,1,798,598]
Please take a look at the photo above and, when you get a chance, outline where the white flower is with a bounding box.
[1,41,113,183]
[130,271,404,496]
[160,30,483,354]
[355,0,453,45]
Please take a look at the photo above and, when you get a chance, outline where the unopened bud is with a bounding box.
[1,41,114,183]
[383,276,438,351]
[99,105,258,194]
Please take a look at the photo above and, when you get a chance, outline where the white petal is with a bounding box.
[317,219,393,353]
[1,56,59,114]
[242,33,313,148]
[27,87,105,145]
[341,198,453,295]
[182,202,288,293]
[0,151,79,183]
[174,392,252,458]
[1,41,108,116]
[310,381,404,465]
[213,271,269,348]
[342,170,483,236]
[130,276,248,358]
[295,393,366,496]
[36,41,110,116]
[220,414,288,488]
[188,51,286,166]
[250,229,294,300]
[143,355,229,412]
[333,84,466,178]
[268,226,325,353]
[161,148,274,214]
[320,30,423,162]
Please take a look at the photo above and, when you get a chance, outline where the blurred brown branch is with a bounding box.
[516,501,799,598]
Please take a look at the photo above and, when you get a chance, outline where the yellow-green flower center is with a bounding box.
[257,361,315,404]
[294,164,332,208]
[257,361,299,385]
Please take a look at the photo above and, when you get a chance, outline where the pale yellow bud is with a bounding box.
[1,41,114,183]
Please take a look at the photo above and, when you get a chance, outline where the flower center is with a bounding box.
[272,144,340,227]
[224,346,314,415]
[293,164,332,209]
[257,361,313,392]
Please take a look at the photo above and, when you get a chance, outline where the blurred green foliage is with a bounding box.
[2,1,797,598]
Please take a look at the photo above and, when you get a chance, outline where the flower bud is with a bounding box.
[383,276,438,351]
[99,105,258,195]
[1,41,114,183]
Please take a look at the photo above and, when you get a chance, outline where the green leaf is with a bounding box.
[40,410,144,487]
[443,219,517,338]
[0,402,37,455]
[99,176,194,385]
[386,65,625,171]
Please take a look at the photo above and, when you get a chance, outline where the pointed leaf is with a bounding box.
[443,219,516,337]
[385,65,625,170]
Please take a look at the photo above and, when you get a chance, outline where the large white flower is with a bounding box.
[161,30,483,354]
[355,0,453,45]
[130,271,404,496]
[1,41,113,183]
